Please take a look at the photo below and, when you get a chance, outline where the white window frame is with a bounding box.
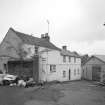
[69,56,71,62]
[63,55,66,62]
[74,57,76,63]
[74,69,76,76]
[63,70,66,77]
[78,68,80,75]
[50,65,56,72]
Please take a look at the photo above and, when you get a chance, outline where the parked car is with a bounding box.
[2,74,18,85]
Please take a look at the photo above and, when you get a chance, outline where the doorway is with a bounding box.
[69,69,71,80]
[92,66,101,81]
[7,56,39,82]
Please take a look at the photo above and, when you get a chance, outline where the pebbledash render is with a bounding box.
[0,28,81,82]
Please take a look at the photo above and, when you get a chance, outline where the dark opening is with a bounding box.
[7,56,39,82]
[69,69,71,80]
[92,66,101,81]
[8,60,33,78]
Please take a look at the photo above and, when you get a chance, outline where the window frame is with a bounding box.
[78,68,80,75]
[69,56,71,62]
[50,65,56,72]
[63,70,66,78]
[63,55,66,62]
[35,46,38,55]
[74,69,76,76]
[74,57,76,63]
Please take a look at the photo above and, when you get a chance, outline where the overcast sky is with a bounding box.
[0,0,105,55]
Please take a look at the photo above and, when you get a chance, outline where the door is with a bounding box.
[69,69,71,80]
[92,66,101,81]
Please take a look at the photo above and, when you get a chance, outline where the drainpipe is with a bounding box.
[46,51,48,82]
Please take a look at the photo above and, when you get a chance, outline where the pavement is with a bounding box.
[0,80,105,105]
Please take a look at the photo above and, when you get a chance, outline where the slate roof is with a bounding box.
[9,28,80,57]
[83,55,105,65]
[60,50,81,58]
[10,28,60,51]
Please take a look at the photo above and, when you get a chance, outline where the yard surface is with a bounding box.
[0,80,105,105]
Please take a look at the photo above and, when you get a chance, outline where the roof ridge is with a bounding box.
[10,27,37,38]
[61,49,80,57]
[10,27,52,42]
[9,27,60,51]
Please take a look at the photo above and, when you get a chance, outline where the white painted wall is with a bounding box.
[21,44,81,82]
[40,50,81,82]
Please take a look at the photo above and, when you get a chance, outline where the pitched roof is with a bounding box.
[93,55,105,63]
[60,50,81,58]
[9,28,80,57]
[83,55,105,65]
[10,28,60,51]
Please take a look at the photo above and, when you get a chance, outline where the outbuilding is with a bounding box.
[82,55,105,82]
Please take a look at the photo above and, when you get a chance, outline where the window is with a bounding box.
[74,69,76,76]
[69,56,71,62]
[63,71,66,77]
[35,46,38,55]
[63,55,66,62]
[50,65,56,72]
[74,57,76,63]
[4,64,7,73]
[78,68,80,75]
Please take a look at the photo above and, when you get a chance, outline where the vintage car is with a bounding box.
[0,71,18,86]
[2,74,18,85]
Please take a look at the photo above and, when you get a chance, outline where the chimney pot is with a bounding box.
[41,34,45,38]
[44,33,50,41]
[45,33,48,37]
[62,46,67,50]
[41,33,50,41]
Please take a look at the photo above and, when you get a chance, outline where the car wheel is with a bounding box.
[3,80,10,86]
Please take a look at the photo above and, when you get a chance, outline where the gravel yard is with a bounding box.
[0,80,105,105]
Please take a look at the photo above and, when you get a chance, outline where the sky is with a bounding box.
[0,0,105,55]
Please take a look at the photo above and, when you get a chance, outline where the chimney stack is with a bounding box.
[41,33,50,41]
[62,46,67,50]
[41,34,45,38]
